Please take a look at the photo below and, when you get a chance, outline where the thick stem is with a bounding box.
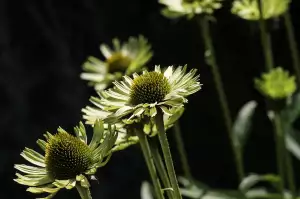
[284,11,300,86]
[197,16,245,181]
[136,129,165,199]
[285,148,296,199]
[150,140,174,199]
[257,0,274,71]
[173,122,192,180]
[155,109,182,199]
[273,113,286,197]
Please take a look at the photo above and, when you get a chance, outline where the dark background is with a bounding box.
[1,0,300,198]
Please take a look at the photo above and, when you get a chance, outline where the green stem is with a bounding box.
[76,185,92,199]
[197,16,245,182]
[257,0,274,71]
[136,129,165,199]
[284,11,300,86]
[273,112,286,197]
[173,122,192,180]
[150,140,175,199]
[285,148,296,199]
[155,109,182,199]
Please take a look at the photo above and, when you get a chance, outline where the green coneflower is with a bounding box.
[83,65,201,128]
[159,0,223,19]
[231,0,290,20]
[14,121,117,199]
[80,35,153,91]
[255,67,296,99]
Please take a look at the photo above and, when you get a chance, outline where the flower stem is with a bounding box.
[136,129,165,199]
[285,147,296,199]
[155,109,182,199]
[284,11,300,86]
[257,0,274,71]
[173,122,192,180]
[150,139,175,199]
[76,185,92,199]
[197,16,245,182]
[273,112,286,197]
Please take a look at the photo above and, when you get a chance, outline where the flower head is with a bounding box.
[81,35,153,91]
[231,0,290,20]
[159,0,223,19]
[255,67,296,99]
[83,65,201,128]
[14,121,117,198]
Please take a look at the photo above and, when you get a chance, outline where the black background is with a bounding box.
[1,0,300,198]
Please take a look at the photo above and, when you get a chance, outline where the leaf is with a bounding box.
[140,181,153,199]
[232,101,257,149]
[282,92,300,124]
[285,128,300,161]
[239,174,280,193]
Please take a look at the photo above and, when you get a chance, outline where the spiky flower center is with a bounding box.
[45,132,93,180]
[106,53,131,73]
[129,71,171,105]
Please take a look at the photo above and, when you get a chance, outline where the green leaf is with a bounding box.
[282,92,300,124]
[232,101,257,149]
[285,128,300,161]
[239,174,280,192]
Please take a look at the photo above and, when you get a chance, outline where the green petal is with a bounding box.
[160,106,172,116]
[100,44,113,59]
[89,120,104,150]
[37,139,47,151]
[150,107,157,117]
[74,122,87,144]
[14,173,51,186]
[15,164,46,175]
[37,192,57,199]
[21,148,45,167]
[76,184,92,199]
[53,180,71,188]
[27,186,60,194]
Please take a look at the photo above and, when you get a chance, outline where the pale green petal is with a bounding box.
[14,173,51,186]
[100,44,113,59]
[89,120,104,149]
[164,66,173,79]
[37,192,57,199]
[21,148,45,167]
[15,164,46,175]
[160,106,172,116]
[27,186,60,194]
[74,122,87,144]
[37,139,46,152]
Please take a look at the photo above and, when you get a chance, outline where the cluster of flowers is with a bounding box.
[14,34,201,199]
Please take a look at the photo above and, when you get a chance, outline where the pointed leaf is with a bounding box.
[232,101,257,148]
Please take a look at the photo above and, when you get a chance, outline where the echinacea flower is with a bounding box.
[231,0,290,21]
[83,65,201,128]
[80,35,153,91]
[14,121,117,199]
[159,0,223,19]
[255,67,296,99]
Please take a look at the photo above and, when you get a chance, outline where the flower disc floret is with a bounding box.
[130,72,171,105]
[45,132,93,180]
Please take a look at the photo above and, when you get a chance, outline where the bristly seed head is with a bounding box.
[130,71,171,105]
[45,132,93,180]
[106,53,131,73]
